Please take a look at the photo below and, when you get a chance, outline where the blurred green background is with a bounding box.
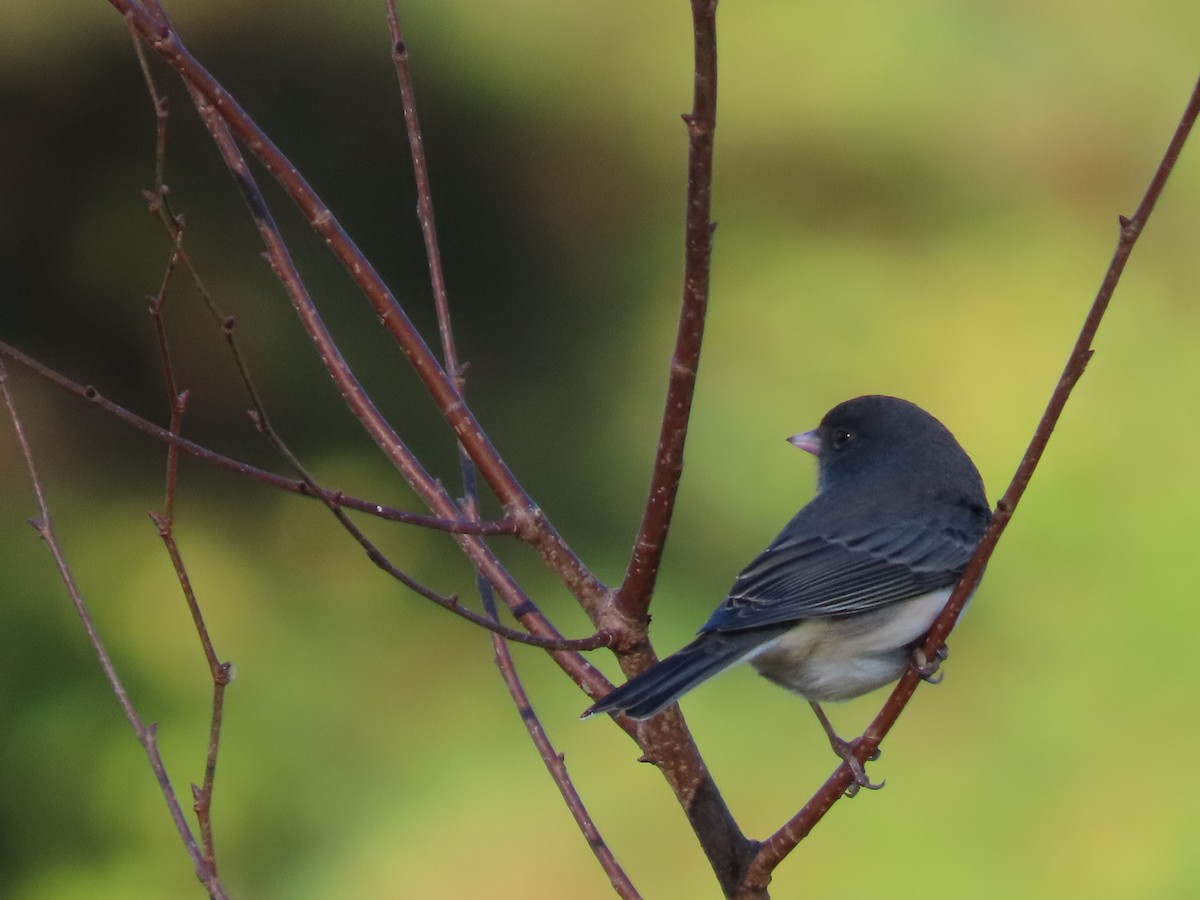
[2,1,1199,898]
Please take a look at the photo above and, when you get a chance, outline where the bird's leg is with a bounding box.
[808,701,884,797]
[911,643,949,684]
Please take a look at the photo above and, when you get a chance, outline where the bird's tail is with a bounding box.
[582,630,777,720]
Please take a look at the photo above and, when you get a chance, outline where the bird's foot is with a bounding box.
[829,736,885,797]
[809,701,885,796]
[911,644,949,684]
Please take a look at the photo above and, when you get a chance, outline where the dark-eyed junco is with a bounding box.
[584,395,990,790]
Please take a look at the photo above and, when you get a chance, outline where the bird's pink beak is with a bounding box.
[787,429,821,456]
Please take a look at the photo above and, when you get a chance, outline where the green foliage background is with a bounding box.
[2,2,1198,897]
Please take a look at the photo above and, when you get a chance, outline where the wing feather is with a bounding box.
[702,513,982,633]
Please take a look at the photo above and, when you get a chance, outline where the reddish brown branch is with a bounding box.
[594,4,758,896]
[383,9,635,887]
[0,342,583,647]
[491,629,642,897]
[737,71,1200,896]
[111,0,610,626]
[384,3,461,388]
[150,514,229,869]
[0,339,516,535]
[129,61,233,859]
[174,75,607,660]
[0,359,229,900]
[614,0,718,625]
[459,493,641,897]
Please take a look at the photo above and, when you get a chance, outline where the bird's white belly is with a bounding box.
[745,587,953,702]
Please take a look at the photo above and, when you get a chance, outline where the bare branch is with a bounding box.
[0,359,228,900]
[246,405,609,652]
[738,71,1200,895]
[384,3,461,388]
[615,0,718,625]
[112,0,611,626]
[582,4,760,895]
[149,512,230,870]
[0,340,516,535]
[382,9,636,886]
[173,69,607,661]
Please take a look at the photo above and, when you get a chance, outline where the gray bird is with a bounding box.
[584,395,990,790]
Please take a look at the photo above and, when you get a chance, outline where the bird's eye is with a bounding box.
[831,428,853,449]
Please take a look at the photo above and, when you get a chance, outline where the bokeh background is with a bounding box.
[2,1,1199,898]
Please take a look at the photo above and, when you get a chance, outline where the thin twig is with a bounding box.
[384,6,637,893]
[0,359,228,900]
[149,514,230,867]
[470,491,643,898]
[247,404,607,650]
[384,4,460,387]
[738,71,1200,896]
[127,14,169,200]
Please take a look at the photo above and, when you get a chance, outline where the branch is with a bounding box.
[0,339,515,535]
[383,8,636,890]
[112,0,611,626]
[738,71,1200,896]
[384,2,460,387]
[587,4,760,895]
[0,358,229,900]
[614,0,718,625]
[176,70,610,664]
[149,512,232,871]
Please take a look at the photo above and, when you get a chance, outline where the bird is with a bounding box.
[583,395,991,791]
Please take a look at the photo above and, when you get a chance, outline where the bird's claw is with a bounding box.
[911,644,948,684]
[831,737,885,797]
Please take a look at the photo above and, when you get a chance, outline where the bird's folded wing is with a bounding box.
[703,519,980,631]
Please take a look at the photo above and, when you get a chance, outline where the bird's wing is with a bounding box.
[703,516,981,633]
